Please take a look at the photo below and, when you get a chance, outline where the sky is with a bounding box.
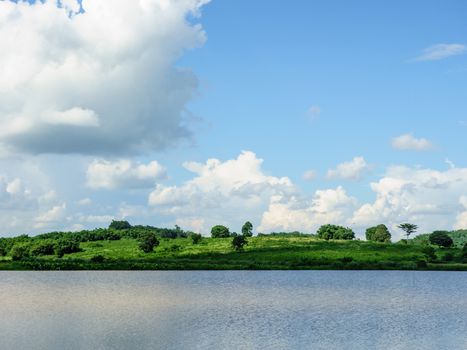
[0,0,466,239]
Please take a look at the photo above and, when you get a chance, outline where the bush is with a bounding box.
[55,239,81,258]
[191,233,202,244]
[317,224,355,240]
[109,220,132,230]
[416,260,428,269]
[211,225,230,238]
[442,253,454,262]
[429,231,453,248]
[232,235,248,251]
[90,255,105,263]
[138,232,159,253]
[10,243,31,261]
[30,241,56,256]
[421,246,437,261]
[366,224,391,242]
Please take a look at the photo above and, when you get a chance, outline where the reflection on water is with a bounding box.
[0,271,466,350]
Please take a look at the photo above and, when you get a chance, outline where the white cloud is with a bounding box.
[352,166,467,238]
[258,187,358,233]
[414,43,466,61]
[303,170,317,181]
[391,133,433,151]
[77,198,92,206]
[35,203,67,226]
[0,0,208,155]
[327,156,370,181]
[148,151,296,233]
[86,159,167,189]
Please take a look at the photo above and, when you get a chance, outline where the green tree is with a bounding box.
[138,232,159,253]
[366,224,391,242]
[232,235,248,251]
[30,241,56,256]
[241,221,253,237]
[55,239,81,258]
[211,225,230,238]
[429,231,453,248]
[398,223,418,241]
[421,246,436,261]
[109,220,132,230]
[190,233,202,244]
[10,243,31,261]
[317,224,355,240]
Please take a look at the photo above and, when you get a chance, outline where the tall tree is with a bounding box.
[398,223,418,241]
[241,221,253,237]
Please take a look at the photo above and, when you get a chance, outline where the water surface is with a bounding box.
[1,271,466,349]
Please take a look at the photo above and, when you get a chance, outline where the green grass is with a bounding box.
[1,236,466,270]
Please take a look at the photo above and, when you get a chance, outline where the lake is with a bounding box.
[0,271,466,349]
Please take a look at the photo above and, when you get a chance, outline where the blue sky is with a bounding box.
[0,0,466,238]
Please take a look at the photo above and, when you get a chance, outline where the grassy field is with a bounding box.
[1,236,466,270]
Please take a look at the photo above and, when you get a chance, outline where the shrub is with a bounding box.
[30,241,56,256]
[211,225,230,238]
[421,246,436,261]
[317,224,355,240]
[10,243,31,261]
[232,235,248,251]
[190,233,202,244]
[429,231,453,248]
[416,260,428,269]
[366,224,391,242]
[55,239,81,258]
[138,232,159,253]
[340,257,353,263]
[90,255,105,263]
[442,253,454,262]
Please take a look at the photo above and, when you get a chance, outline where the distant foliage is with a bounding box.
[257,231,312,237]
[421,246,436,261]
[109,220,132,230]
[317,225,355,240]
[190,233,202,244]
[232,235,248,251]
[90,255,105,263]
[211,225,230,238]
[366,224,391,242]
[10,244,31,261]
[30,240,56,256]
[138,232,159,253]
[55,239,81,258]
[429,231,454,248]
[242,221,253,237]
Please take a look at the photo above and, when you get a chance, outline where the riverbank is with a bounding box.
[1,236,466,270]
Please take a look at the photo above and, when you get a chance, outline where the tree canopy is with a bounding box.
[241,221,253,237]
[429,231,453,248]
[317,224,355,240]
[366,224,391,242]
[211,225,230,238]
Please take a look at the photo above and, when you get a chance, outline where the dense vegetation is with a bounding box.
[0,220,466,270]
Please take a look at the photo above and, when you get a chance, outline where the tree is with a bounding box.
[398,223,417,241]
[366,224,391,242]
[317,224,355,240]
[55,239,81,258]
[211,225,230,238]
[10,243,31,261]
[421,246,436,261]
[232,235,248,251]
[429,231,453,248]
[30,241,56,256]
[241,221,253,237]
[109,220,132,230]
[138,232,159,253]
[190,233,202,244]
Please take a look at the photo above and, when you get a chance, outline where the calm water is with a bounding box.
[0,271,466,350]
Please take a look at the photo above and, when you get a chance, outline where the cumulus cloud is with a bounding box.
[327,156,370,181]
[413,43,466,61]
[86,159,167,189]
[148,151,296,233]
[391,133,433,151]
[258,186,358,233]
[0,0,208,155]
[352,166,467,238]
